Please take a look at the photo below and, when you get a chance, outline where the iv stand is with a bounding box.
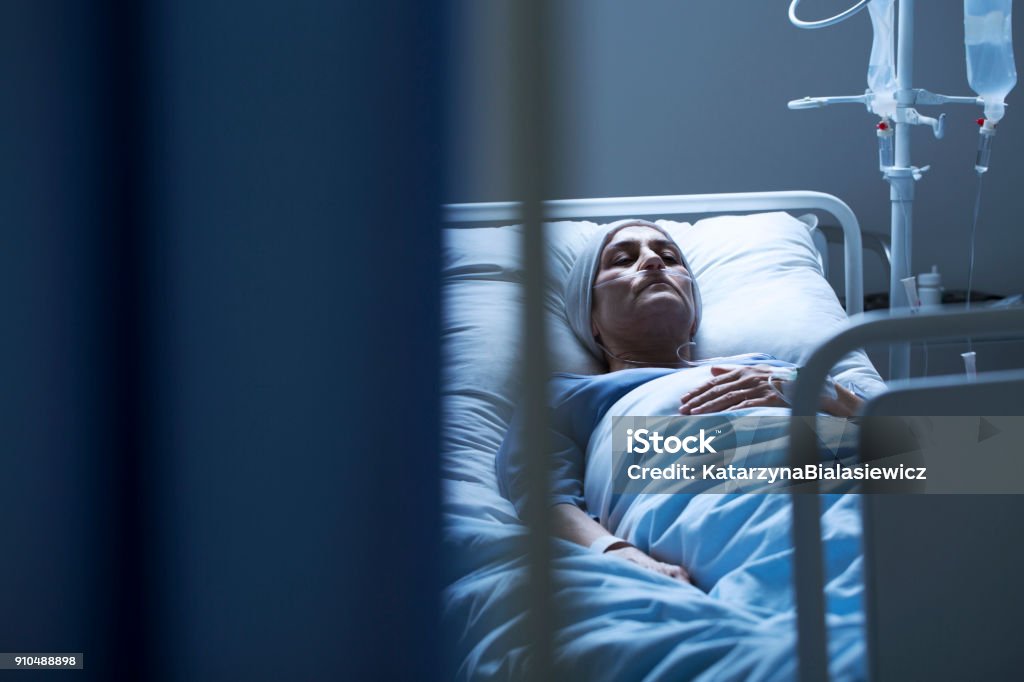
[788,0,983,380]
[890,0,919,380]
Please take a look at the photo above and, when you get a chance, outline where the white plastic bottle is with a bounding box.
[965,0,1017,123]
[917,266,943,307]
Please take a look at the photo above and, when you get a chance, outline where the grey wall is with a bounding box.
[449,1,1024,302]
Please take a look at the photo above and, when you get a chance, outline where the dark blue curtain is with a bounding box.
[0,2,443,680]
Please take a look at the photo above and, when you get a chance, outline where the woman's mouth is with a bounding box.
[638,276,677,294]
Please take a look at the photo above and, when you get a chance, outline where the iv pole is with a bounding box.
[890,0,915,380]
[788,0,983,380]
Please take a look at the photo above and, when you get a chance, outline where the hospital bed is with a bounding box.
[441,191,1024,680]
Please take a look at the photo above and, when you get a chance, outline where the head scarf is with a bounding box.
[564,219,702,364]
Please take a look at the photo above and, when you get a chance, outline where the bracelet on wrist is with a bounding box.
[589,535,633,554]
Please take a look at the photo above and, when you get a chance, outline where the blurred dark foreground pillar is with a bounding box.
[0,2,444,680]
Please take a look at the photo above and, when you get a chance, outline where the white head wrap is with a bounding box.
[563,219,702,365]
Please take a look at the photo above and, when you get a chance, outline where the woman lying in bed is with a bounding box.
[496,219,865,583]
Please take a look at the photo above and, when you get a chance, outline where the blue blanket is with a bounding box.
[444,367,866,680]
[443,481,864,680]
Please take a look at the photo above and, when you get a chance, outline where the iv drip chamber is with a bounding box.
[975,118,996,172]
[877,120,894,169]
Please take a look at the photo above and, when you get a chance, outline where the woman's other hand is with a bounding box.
[607,545,692,583]
[551,504,692,584]
[679,364,786,414]
[820,381,863,418]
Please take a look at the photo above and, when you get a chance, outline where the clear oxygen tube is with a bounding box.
[592,268,693,291]
[591,270,839,403]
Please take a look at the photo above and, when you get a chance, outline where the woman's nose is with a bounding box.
[637,249,666,271]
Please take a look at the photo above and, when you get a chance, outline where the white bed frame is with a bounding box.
[444,191,864,315]
[788,305,1024,681]
[442,191,1024,682]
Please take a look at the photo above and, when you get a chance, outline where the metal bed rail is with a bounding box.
[786,305,1024,682]
[443,191,865,315]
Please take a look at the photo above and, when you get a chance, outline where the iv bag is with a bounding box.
[867,0,897,118]
[965,0,1017,122]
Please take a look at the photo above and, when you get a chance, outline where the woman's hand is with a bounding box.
[607,545,692,583]
[679,364,865,416]
[679,365,786,414]
[820,381,863,418]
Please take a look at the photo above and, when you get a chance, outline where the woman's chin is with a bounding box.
[633,291,692,317]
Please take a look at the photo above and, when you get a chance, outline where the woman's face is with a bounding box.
[590,225,697,356]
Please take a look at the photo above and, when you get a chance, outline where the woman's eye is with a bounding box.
[613,256,631,265]
[662,253,678,263]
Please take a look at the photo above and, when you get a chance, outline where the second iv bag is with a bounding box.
[965,0,1017,123]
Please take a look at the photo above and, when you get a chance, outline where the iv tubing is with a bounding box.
[788,0,871,29]
[965,172,984,353]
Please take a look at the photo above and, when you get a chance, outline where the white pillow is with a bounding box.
[441,213,885,484]
[442,221,607,484]
[443,221,612,375]
[659,212,884,395]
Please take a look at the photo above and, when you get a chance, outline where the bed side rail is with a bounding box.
[786,305,1024,682]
